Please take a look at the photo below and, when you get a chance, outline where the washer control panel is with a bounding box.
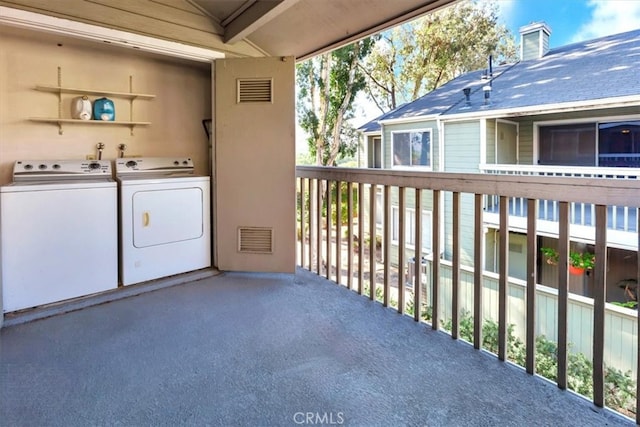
[13,160,112,182]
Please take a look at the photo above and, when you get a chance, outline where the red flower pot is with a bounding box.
[569,265,585,276]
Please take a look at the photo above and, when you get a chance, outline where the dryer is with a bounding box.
[0,160,118,312]
[116,157,211,286]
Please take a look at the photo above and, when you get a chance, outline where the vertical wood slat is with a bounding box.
[369,184,377,300]
[432,190,441,330]
[473,193,483,350]
[414,189,422,322]
[316,179,323,275]
[326,180,332,281]
[498,196,509,361]
[398,187,406,315]
[451,191,460,339]
[557,202,569,390]
[347,182,354,290]
[636,207,640,425]
[383,185,391,307]
[593,204,608,407]
[336,181,342,286]
[309,179,316,274]
[526,198,538,375]
[358,182,365,295]
[300,178,306,268]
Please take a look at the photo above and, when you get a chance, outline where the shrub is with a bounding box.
[442,311,636,417]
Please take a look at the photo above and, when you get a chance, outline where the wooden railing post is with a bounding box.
[557,202,569,389]
[526,198,538,375]
[473,193,483,350]
[593,204,608,407]
[451,191,460,339]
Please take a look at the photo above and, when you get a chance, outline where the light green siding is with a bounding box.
[444,121,481,172]
[522,32,540,60]
[443,121,481,265]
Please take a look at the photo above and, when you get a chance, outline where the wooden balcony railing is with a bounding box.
[296,165,640,422]
[480,164,640,239]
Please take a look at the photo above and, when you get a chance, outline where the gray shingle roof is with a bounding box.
[364,27,640,126]
[446,28,640,115]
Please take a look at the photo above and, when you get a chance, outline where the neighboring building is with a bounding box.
[359,23,640,302]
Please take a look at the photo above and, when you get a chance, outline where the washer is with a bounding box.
[0,159,118,313]
[116,157,211,286]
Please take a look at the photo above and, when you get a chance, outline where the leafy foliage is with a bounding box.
[297,39,375,165]
[442,311,636,417]
[360,0,518,112]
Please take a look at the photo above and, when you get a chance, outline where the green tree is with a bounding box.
[296,39,374,166]
[361,0,518,112]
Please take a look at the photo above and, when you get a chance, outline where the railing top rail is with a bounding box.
[479,163,640,177]
[295,166,640,207]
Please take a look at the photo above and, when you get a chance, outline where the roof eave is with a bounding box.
[379,114,441,125]
[440,95,640,121]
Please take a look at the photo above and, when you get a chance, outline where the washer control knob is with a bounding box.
[24,164,33,170]
[174,161,179,166]
[126,160,137,168]
[88,162,101,170]
[52,164,61,170]
[38,164,47,170]
[182,160,189,165]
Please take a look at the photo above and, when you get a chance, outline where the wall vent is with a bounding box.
[237,78,273,103]
[238,227,274,253]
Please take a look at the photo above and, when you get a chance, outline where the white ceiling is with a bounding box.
[0,0,458,61]
[191,0,458,60]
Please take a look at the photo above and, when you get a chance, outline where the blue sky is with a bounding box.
[497,0,640,47]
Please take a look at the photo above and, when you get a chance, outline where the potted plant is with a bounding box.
[540,247,559,265]
[540,247,595,275]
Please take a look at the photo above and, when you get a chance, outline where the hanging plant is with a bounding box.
[540,247,595,274]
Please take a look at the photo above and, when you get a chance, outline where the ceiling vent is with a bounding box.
[237,78,273,103]
[238,227,274,254]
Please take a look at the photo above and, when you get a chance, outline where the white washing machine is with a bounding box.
[0,159,118,313]
[116,157,211,286]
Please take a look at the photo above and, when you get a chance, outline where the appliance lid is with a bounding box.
[115,157,195,178]
[12,160,112,182]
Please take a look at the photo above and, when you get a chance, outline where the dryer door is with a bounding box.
[132,187,203,248]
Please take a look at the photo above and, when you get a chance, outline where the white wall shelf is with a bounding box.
[34,85,156,100]
[31,67,155,135]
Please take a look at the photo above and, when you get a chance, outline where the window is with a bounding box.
[391,206,432,253]
[538,123,595,166]
[598,121,640,167]
[391,130,432,168]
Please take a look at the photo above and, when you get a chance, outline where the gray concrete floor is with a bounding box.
[0,268,633,426]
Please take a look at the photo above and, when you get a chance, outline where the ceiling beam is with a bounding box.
[224,0,300,44]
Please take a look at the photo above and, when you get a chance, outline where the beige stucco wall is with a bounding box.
[0,26,212,184]
[214,56,295,273]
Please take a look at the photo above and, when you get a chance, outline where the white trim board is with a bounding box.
[0,6,225,62]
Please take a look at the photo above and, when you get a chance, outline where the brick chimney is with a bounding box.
[519,22,551,61]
